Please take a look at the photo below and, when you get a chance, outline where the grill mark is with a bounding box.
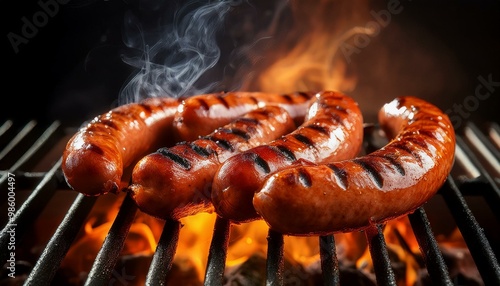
[248,96,260,105]
[293,134,314,148]
[297,91,313,99]
[88,144,105,156]
[98,119,120,130]
[417,129,436,139]
[216,95,230,109]
[328,113,344,126]
[369,154,405,176]
[353,158,384,189]
[219,128,250,140]
[138,103,153,113]
[158,148,191,170]
[234,117,260,125]
[304,124,329,135]
[281,94,293,102]
[197,98,210,111]
[333,105,348,114]
[251,153,270,173]
[297,168,312,188]
[274,145,297,161]
[204,136,234,151]
[327,164,348,190]
[189,143,214,157]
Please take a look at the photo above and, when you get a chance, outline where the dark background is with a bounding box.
[2,0,499,127]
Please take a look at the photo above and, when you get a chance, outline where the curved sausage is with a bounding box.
[211,91,364,223]
[62,97,181,196]
[172,91,314,141]
[253,96,456,236]
[128,105,297,220]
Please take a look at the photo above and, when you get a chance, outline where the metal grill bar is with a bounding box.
[456,136,500,220]
[266,229,285,286]
[0,121,61,197]
[0,157,61,263]
[319,235,339,285]
[84,195,138,285]
[408,207,453,285]
[145,219,181,285]
[365,224,397,286]
[24,194,98,285]
[440,175,500,284]
[204,217,231,286]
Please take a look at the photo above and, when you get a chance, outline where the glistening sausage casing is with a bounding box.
[128,105,297,220]
[62,97,181,196]
[253,96,456,236]
[211,91,364,223]
[172,91,314,141]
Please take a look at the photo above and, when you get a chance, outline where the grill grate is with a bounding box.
[1,119,500,286]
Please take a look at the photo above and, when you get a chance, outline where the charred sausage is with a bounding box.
[173,91,314,141]
[253,96,456,236]
[211,91,364,223]
[128,105,297,220]
[62,97,181,196]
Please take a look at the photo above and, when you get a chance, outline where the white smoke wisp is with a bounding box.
[119,0,241,104]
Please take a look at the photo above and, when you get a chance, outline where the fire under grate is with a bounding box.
[1,119,499,286]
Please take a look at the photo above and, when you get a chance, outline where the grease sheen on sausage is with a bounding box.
[172,91,314,141]
[253,96,456,236]
[128,105,297,220]
[211,91,364,223]
[62,97,181,196]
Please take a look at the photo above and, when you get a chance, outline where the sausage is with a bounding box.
[62,97,181,196]
[253,96,456,236]
[128,105,297,220]
[211,91,364,223]
[172,91,314,141]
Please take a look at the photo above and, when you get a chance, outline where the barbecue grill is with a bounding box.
[1,119,499,285]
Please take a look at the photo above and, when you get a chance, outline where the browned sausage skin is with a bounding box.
[128,105,297,220]
[172,91,314,141]
[62,97,181,196]
[253,96,456,236]
[211,91,364,223]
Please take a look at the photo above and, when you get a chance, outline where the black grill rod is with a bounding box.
[319,235,340,286]
[0,120,37,162]
[24,193,98,286]
[266,229,284,286]
[364,224,397,286]
[204,217,231,286]
[440,176,500,285]
[0,157,61,263]
[464,121,500,162]
[408,207,453,285]
[84,194,138,286]
[0,119,13,138]
[0,121,60,195]
[456,137,500,220]
[145,218,181,285]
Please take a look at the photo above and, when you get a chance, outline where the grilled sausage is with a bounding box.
[211,91,364,223]
[62,97,181,196]
[172,91,314,141]
[128,105,297,220]
[253,96,456,236]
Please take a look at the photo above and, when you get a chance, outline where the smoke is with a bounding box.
[119,0,242,104]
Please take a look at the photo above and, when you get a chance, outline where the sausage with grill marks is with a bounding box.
[128,105,297,220]
[173,91,315,141]
[211,91,364,223]
[253,96,456,236]
[62,97,181,196]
